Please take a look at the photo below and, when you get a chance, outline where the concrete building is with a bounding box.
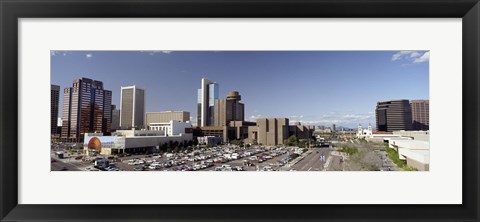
[245,118,290,146]
[376,99,413,132]
[392,130,430,142]
[388,139,430,171]
[145,111,190,129]
[214,91,245,127]
[289,122,315,140]
[83,130,193,155]
[51,85,60,135]
[410,100,429,130]
[148,120,192,136]
[111,105,120,131]
[197,78,219,127]
[61,78,112,142]
[120,85,145,129]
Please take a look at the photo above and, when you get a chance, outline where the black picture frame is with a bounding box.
[1,0,479,221]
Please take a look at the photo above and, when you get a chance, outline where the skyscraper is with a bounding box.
[197,78,219,127]
[120,85,145,129]
[410,100,429,130]
[111,105,120,131]
[61,78,112,141]
[376,99,413,132]
[51,85,60,135]
[214,91,245,127]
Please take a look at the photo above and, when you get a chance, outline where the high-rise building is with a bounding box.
[214,91,245,127]
[376,100,413,132]
[51,85,60,135]
[120,85,145,129]
[61,78,112,141]
[410,100,429,130]
[111,105,120,131]
[197,78,218,127]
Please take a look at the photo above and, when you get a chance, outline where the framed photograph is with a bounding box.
[1,0,479,221]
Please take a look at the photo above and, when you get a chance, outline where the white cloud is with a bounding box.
[85,53,93,59]
[392,51,415,61]
[141,50,173,55]
[189,116,197,126]
[311,113,375,127]
[392,51,429,64]
[246,112,374,128]
[409,51,421,58]
[248,114,262,121]
[413,51,430,63]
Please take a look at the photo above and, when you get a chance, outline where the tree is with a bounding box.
[230,139,242,146]
[287,135,298,146]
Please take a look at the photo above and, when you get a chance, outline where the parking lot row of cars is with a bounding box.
[110,146,298,171]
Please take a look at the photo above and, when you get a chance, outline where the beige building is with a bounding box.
[145,111,190,128]
[246,118,290,146]
[195,120,255,143]
[120,85,145,129]
[245,119,315,146]
[214,91,245,127]
[289,122,315,140]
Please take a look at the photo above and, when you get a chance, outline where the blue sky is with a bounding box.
[51,50,429,128]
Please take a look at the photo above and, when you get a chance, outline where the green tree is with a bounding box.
[287,135,298,146]
[230,139,242,146]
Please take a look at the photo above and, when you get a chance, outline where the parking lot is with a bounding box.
[51,145,331,171]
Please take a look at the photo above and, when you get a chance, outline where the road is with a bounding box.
[288,148,345,171]
[51,157,91,171]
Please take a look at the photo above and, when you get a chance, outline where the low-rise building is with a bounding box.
[392,130,430,142]
[388,139,430,171]
[245,118,314,146]
[148,120,192,136]
[197,136,223,145]
[83,130,193,155]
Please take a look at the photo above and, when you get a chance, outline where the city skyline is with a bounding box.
[51,51,429,128]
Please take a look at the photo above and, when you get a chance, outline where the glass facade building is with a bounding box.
[61,78,112,142]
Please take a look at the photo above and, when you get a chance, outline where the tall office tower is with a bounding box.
[120,85,145,129]
[214,91,245,127]
[51,85,60,135]
[197,78,219,127]
[61,78,112,141]
[376,99,413,132]
[410,100,429,130]
[111,105,120,131]
[102,91,112,132]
